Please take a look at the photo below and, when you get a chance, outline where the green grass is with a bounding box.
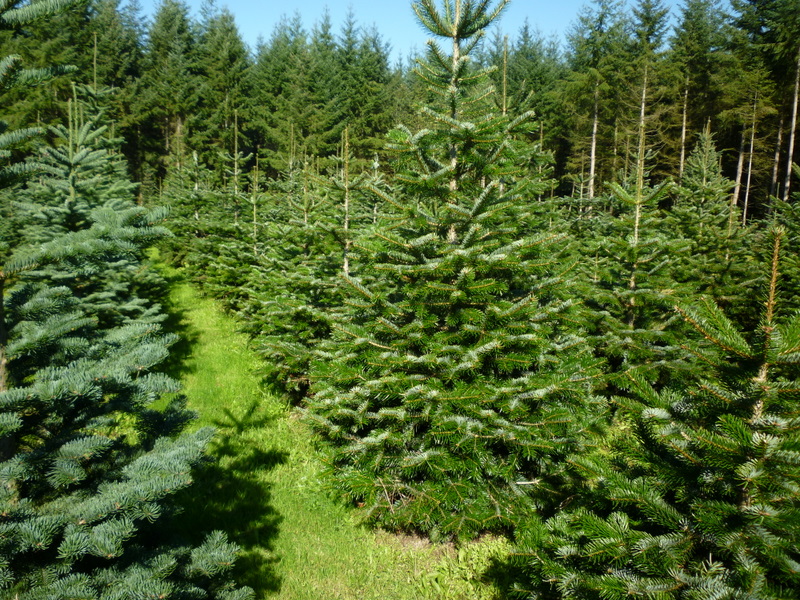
[161,275,514,600]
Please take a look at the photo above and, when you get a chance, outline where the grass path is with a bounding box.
[162,278,512,600]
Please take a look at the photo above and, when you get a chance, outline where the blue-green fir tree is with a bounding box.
[0,26,251,597]
[13,87,169,328]
[306,0,604,540]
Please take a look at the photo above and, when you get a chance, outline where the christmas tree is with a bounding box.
[306,0,603,540]
[0,27,251,596]
[515,227,800,599]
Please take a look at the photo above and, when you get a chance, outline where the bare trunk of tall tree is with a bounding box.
[678,81,689,180]
[589,83,599,200]
[633,65,648,249]
[174,115,184,172]
[732,126,746,223]
[579,152,586,202]
[629,64,649,329]
[233,110,240,194]
[164,117,170,155]
[743,93,758,225]
[781,46,800,201]
[538,123,544,200]
[770,114,784,200]
[252,153,259,257]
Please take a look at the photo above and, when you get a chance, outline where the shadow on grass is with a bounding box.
[159,291,201,381]
[174,399,287,594]
[482,555,526,599]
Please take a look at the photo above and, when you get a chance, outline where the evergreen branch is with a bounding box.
[674,298,752,359]
[0,0,78,25]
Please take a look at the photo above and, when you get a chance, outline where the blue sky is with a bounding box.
[139,0,687,63]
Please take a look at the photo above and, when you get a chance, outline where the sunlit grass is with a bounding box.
[162,275,514,599]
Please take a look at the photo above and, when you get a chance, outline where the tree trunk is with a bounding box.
[633,64,648,248]
[233,110,240,194]
[589,83,599,199]
[579,152,586,202]
[538,122,544,201]
[781,45,800,202]
[770,114,784,200]
[743,93,758,225]
[174,115,184,172]
[252,153,259,257]
[732,125,745,223]
[449,3,461,194]
[628,63,649,329]
[678,81,689,181]
[447,3,462,243]
[342,127,351,276]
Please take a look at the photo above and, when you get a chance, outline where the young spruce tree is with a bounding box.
[306,0,603,540]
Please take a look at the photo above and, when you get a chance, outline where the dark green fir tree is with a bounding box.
[515,227,800,599]
[237,167,333,399]
[770,164,800,308]
[574,170,684,382]
[305,0,604,540]
[240,131,373,400]
[667,128,759,327]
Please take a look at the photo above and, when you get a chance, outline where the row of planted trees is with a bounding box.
[2,0,799,597]
[159,1,800,598]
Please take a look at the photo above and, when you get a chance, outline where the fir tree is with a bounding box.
[250,14,310,175]
[767,164,800,312]
[667,128,760,327]
[237,163,345,400]
[306,0,603,540]
[515,227,800,599]
[11,87,172,327]
[134,0,201,188]
[574,171,685,381]
[0,17,250,595]
[195,5,253,175]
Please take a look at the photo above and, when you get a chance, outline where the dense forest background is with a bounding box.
[0,0,797,210]
[2,0,800,598]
